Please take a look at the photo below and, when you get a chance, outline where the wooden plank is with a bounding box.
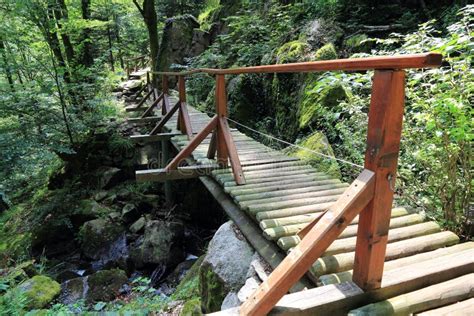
[418,297,474,315]
[129,132,182,143]
[319,242,474,286]
[179,102,193,139]
[353,70,406,290]
[259,207,411,230]
[264,248,474,315]
[348,273,474,315]
[141,92,164,118]
[135,87,154,109]
[246,194,342,215]
[136,164,222,182]
[310,231,460,277]
[203,53,442,75]
[127,116,161,124]
[239,170,375,316]
[256,202,337,221]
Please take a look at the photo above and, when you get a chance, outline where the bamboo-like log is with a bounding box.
[319,242,474,285]
[279,221,441,253]
[256,202,336,221]
[236,182,346,202]
[247,194,342,215]
[227,179,342,196]
[310,231,459,277]
[348,273,474,315]
[223,173,334,188]
[240,187,348,211]
[418,297,474,315]
[264,213,424,241]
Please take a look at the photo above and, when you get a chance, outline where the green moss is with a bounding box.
[276,40,310,63]
[198,0,221,30]
[286,132,341,178]
[199,263,226,313]
[86,269,128,303]
[299,82,348,129]
[180,298,202,316]
[344,34,374,53]
[18,275,60,309]
[314,43,337,61]
[172,256,204,301]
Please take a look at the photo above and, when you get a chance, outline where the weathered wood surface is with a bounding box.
[129,92,470,315]
[418,297,474,315]
[348,273,474,315]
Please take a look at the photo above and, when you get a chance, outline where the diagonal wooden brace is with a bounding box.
[134,87,154,109]
[164,116,246,185]
[149,101,181,135]
[239,169,375,315]
[141,92,164,118]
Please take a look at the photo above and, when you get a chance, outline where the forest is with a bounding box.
[0,0,472,315]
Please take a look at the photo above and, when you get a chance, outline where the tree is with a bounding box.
[133,0,159,77]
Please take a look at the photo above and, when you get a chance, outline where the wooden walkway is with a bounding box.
[127,97,474,315]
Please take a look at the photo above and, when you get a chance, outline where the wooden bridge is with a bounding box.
[124,53,474,315]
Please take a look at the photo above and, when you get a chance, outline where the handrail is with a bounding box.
[148,53,441,77]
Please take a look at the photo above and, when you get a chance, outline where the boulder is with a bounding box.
[157,15,210,72]
[17,275,60,309]
[180,298,203,316]
[304,18,343,49]
[129,216,146,234]
[199,221,254,313]
[80,218,125,260]
[97,167,125,190]
[121,203,140,223]
[221,292,240,310]
[60,269,127,304]
[130,220,184,269]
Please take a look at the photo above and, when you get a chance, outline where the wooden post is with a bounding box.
[352,70,406,291]
[215,74,229,166]
[162,75,169,115]
[161,139,173,205]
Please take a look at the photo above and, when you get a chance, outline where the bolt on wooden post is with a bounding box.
[352,69,406,291]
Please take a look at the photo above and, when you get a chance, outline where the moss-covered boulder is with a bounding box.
[130,220,184,269]
[180,298,203,316]
[0,260,37,294]
[157,15,208,72]
[313,43,337,61]
[79,218,125,260]
[86,269,127,303]
[286,132,341,178]
[276,40,310,63]
[344,34,375,54]
[59,269,127,304]
[299,82,348,129]
[199,222,253,313]
[17,275,60,309]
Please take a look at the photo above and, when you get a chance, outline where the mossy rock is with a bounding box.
[199,262,227,313]
[313,43,337,61]
[86,269,128,303]
[299,82,348,129]
[17,275,60,309]
[286,132,341,178]
[79,218,125,260]
[180,298,202,316]
[172,256,204,301]
[276,40,310,63]
[0,260,37,293]
[344,34,374,53]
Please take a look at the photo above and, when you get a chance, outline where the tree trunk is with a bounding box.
[113,12,125,69]
[107,25,115,71]
[45,3,70,83]
[133,0,159,80]
[0,38,15,92]
[80,0,93,67]
[54,0,75,65]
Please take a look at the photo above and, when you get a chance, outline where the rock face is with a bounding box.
[199,221,254,313]
[17,275,60,309]
[80,218,125,260]
[157,15,210,72]
[130,220,184,269]
[60,269,127,304]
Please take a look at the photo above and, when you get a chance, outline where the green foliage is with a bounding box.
[276,40,310,63]
[198,0,221,31]
[16,275,60,310]
[0,284,29,315]
[313,43,338,60]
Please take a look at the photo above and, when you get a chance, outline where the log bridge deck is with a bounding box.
[125,53,474,315]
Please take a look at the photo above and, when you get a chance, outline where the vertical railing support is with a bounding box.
[215,74,229,166]
[176,76,193,139]
[162,74,170,115]
[352,69,406,290]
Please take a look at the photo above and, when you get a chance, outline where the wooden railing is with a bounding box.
[132,53,442,315]
[125,55,149,77]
